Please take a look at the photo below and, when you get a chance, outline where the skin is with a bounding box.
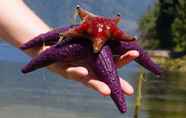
[0,0,139,96]
[21,39,129,112]
[20,31,161,76]
[20,29,161,113]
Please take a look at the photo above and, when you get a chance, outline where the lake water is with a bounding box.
[0,43,186,118]
[0,1,186,118]
[0,43,139,118]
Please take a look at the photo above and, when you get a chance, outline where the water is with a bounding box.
[0,43,139,118]
[1,44,186,118]
[1,0,186,118]
[143,72,186,118]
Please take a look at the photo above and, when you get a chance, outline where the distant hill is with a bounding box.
[25,0,155,35]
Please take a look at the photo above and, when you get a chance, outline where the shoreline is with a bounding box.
[148,50,186,72]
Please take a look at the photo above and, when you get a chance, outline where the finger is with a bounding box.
[65,66,89,81]
[80,75,111,96]
[48,63,89,80]
[119,77,134,96]
[62,66,111,96]
[115,50,139,68]
[49,64,133,96]
[82,76,134,96]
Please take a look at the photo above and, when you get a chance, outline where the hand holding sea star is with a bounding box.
[20,6,161,113]
[20,28,161,113]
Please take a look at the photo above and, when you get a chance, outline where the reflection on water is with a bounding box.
[143,72,186,118]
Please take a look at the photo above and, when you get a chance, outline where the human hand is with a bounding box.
[22,34,139,97]
[46,49,139,96]
[0,0,139,97]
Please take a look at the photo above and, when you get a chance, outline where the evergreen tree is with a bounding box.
[155,0,178,50]
[139,3,160,49]
[172,0,186,51]
[139,0,186,52]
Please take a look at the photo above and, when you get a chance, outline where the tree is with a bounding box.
[139,3,160,49]
[172,0,186,51]
[139,0,186,52]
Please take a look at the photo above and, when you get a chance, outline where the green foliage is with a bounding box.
[172,0,186,51]
[139,3,160,49]
[154,55,186,72]
[139,0,186,52]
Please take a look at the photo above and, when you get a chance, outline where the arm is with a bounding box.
[0,0,136,96]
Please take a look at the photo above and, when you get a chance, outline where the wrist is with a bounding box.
[0,0,51,57]
[0,0,50,48]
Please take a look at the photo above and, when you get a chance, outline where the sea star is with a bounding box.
[20,26,161,113]
[55,5,136,53]
[20,25,161,77]
[20,6,161,113]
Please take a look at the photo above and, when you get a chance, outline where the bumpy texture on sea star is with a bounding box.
[20,6,161,113]
[55,5,136,53]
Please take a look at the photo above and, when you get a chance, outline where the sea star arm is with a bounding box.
[20,25,79,49]
[21,47,56,73]
[112,27,136,42]
[76,5,96,20]
[87,45,127,113]
[113,14,121,25]
[22,39,91,73]
[109,40,162,76]
[21,38,161,113]
[21,38,127,113]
